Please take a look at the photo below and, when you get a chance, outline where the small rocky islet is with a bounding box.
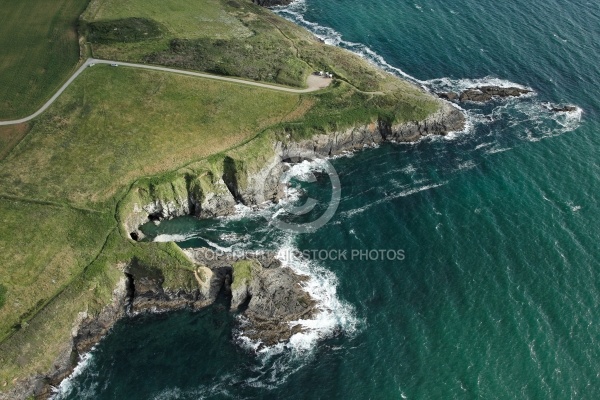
[437,85,532,102]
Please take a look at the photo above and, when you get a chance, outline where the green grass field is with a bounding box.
[0,199,114,343]
[0,65,300,206]
[0,124,29,160]
[83,0,252,40]
[81,0,413,91]
[0,0,89,120]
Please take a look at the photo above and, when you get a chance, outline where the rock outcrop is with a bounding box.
[285,102,465,155]
[550,105,577,112]
[251,0,294,6]
[186,249,316,347]
[460,86,531,102]
[437,86,532,103]
[437,92,458,101]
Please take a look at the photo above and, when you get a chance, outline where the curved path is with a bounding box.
[0,58,332,126]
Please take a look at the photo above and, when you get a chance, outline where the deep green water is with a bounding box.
[56,0,600,398]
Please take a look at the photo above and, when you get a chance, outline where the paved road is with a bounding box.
[0,58,332,126]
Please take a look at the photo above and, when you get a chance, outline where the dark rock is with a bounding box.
[551,105,577,112]
[459,89,493,102]
[437,92,458,101]
[251,0,293,6]
[459,86,532,102]
[479,85,531,97]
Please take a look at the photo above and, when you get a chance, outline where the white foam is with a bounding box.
[567,201,582,212]
[330,150,356,159]
[456,160,477,171]
[51,352,95,399]
[340,180,448,218]
[153,233,196,243]
[401,164,417,174]
[485,146,512,154]
[395,181,448,197]
[230,203,256,218]
[510,102,583,142]
[286,158,329,179]
[235,238,361,355]
[475,142,494,150]
[424,76,534,94]
[197,236,234,252]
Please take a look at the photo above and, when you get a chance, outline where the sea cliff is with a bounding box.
[124,101,464,239]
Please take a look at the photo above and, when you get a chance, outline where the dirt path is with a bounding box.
[0,58,333,126]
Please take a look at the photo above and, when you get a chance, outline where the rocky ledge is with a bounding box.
[74,250,316,353]
[20,250,315,399]
[251,0,294,6]
[549,105,577,113]
[438,85,532,103]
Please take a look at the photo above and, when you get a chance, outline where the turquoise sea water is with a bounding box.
[56,0,600,398]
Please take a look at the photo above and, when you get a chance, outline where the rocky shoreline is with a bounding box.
[8,249,317,400]
[437,85,533,103]
[2,52,466,400]
[125,101,465,240]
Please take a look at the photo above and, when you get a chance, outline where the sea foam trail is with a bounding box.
[153,233,197,243]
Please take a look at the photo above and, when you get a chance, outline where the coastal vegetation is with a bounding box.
[81,0,417,92]
[86,18,163,44]
[231,260,260,290]
[0,0,446,395]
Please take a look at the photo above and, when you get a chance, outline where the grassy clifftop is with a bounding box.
[0,0,445,394]
[81,0,416,92]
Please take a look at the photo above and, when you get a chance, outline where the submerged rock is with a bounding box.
[550,105,577,112]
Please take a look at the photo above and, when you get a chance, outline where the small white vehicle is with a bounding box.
[111,63,119,67]
[88,63,95,67]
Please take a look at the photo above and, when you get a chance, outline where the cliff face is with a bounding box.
[76,251,316,350]
[13,250,316,399]
[124,102,465,237]
[284,102,465,156]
